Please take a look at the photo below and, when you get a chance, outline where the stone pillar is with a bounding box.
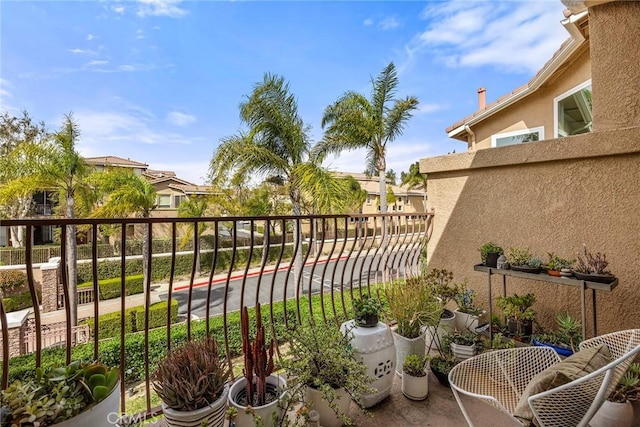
[40,258,61,313]
[589,1,640,131]
[0,309,30,357]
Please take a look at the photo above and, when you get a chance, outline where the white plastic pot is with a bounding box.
[401,372,428,401]
[304,385,351,427]
[450,342,477,361]
[228,374,288,427]
[391,328,425,376]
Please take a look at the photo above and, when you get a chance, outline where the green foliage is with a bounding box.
[446,331,484,353]
[403,354,428,377]
[483,332,515,350]
[453,285,483,316]
[0,360,118,426]
[534,312,582,352]
[423,268,463,307]
[0,269,27,294]
[479,242,503,263]
[384,276,443,338]
[506,247,533,267]
[78,275,144,300]
[352,294,382,324]
[3,290,41,312]
[85,300,178,341]
[609,363,640,403]
[496,293,536,322]
[281,320,374,425]
[544,253,575,271]
[153,337,231,411]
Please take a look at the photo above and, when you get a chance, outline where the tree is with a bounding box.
[386,169,397,186]
[314,62,419,213]
[92,169,157,289]
[401,161,427,190]
[210,73,341,291]
[177,197,208,277]
[0,111,48,247]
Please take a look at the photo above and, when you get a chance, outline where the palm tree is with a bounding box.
[401,161,427,190]
[314,62,419,214]
[92,170,157,289]
[177,198,208,277]
[210,73,343,291]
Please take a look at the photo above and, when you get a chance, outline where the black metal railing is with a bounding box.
[0,211,434,420]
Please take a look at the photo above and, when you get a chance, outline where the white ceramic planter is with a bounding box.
[424,310,456,352]
[228,374,288,427]
[305,385,351,427]
[450,342,477,361]
[162,385,228,427]
[340,320,395,407]
[590,400,634,427]
[454,309,486,334]
[401,372,428,401]
[56,381,120,426]
[391,328,425,377]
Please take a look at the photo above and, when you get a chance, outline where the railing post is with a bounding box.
[40,258,61,313]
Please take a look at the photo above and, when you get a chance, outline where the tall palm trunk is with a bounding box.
[291,188,303,297]
[66,194,78,328]
[378,167,391,281]
[142,219,150,289]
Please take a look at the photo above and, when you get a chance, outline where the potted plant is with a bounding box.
[429,344,457,388]
[353,293,383,327]
[572,244,616,283]
[153,336,231,427]
[282,319,374,427]
[543,253,575,277]
[446,331,484,361]
[423,269,461,348]
[453,284,486,334]
[401,354,429,401]
[496,293,536,340]
[506,247,543,274]
[0,360,119,426]
[228,304,288,427]
[479,242,503,268]
[385,275,442,376]
[590,363,640,427]
[532,312,582,356]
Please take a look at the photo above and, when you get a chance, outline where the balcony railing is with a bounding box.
[0,211,434,421]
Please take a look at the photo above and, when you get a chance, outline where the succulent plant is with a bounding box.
[403,354,428,377]
[526,257,542,269]
[152,336,230,411]
[574,244,612,275]
[544,253,575,271]
[241,303,275,407]
[0,360,119,426]
[506,247,533,267]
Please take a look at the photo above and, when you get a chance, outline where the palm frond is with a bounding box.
[384,96,420,144]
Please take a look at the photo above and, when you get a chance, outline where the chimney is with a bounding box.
[477,87,486,110]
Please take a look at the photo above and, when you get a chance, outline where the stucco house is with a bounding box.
[420,0,640,335]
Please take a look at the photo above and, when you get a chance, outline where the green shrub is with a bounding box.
[77,275,144,300]
[85,300,179,340]
[3,290,41,312]
[0,270,27,294]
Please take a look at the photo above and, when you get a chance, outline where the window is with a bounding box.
[554,80,593,138]
[174,195,186,208]
[157,194,171,208]
[491,127,544,147]
[366,194,371,205]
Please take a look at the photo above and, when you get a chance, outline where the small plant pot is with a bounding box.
[454,309,486,334]
[506,318,533,339]
[162,385,228,427]
[429,357,452,387]
[450,342,477,361]
[402,372,428,401]
[228,374,288,427]
[547,269,562,277]
[572,271,616,284]
[355,313,379,328]
[485,252,500,268]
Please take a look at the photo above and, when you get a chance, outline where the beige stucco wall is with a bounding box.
[420,127,640,335]
[467,46,591,150]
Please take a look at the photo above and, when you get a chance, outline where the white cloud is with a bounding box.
[137,0,187,18]
[86,34,96,41]
[85,60,109,67]
[403,1,568,74]
[67,48,98,55]
[136,29,145,40]
[152,161,210,185]
[379,16,400,30]
[363,18,373,26]
[415,103,446,115]
[0,78,11,99]
[166,111,197,127]
[112,5,125,14]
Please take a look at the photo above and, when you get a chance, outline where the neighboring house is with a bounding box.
[446,8,591,150]
[421,1,640,334]
[334,172,427,218]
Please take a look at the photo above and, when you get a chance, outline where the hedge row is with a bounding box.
[3,292,353,385]
[3,291,40,313]
[76,243,308,282]
[84,300,179,340]
[78,275,144,300]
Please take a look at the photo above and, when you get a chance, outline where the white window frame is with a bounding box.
[553,79,592,138]
[157,194,171,209]
[491,126,545,148]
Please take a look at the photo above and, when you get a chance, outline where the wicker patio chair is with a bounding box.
[448,329,640,427]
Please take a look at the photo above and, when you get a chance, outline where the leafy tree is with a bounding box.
[210,73,343,291]
[401,161,427,190]
[177,198,208,277]
[386,169,397,186]
[0,111,48,247]
[314,62,419,213]
[91,169,157,289]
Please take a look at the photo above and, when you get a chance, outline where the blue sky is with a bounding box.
[1,0,568,185]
